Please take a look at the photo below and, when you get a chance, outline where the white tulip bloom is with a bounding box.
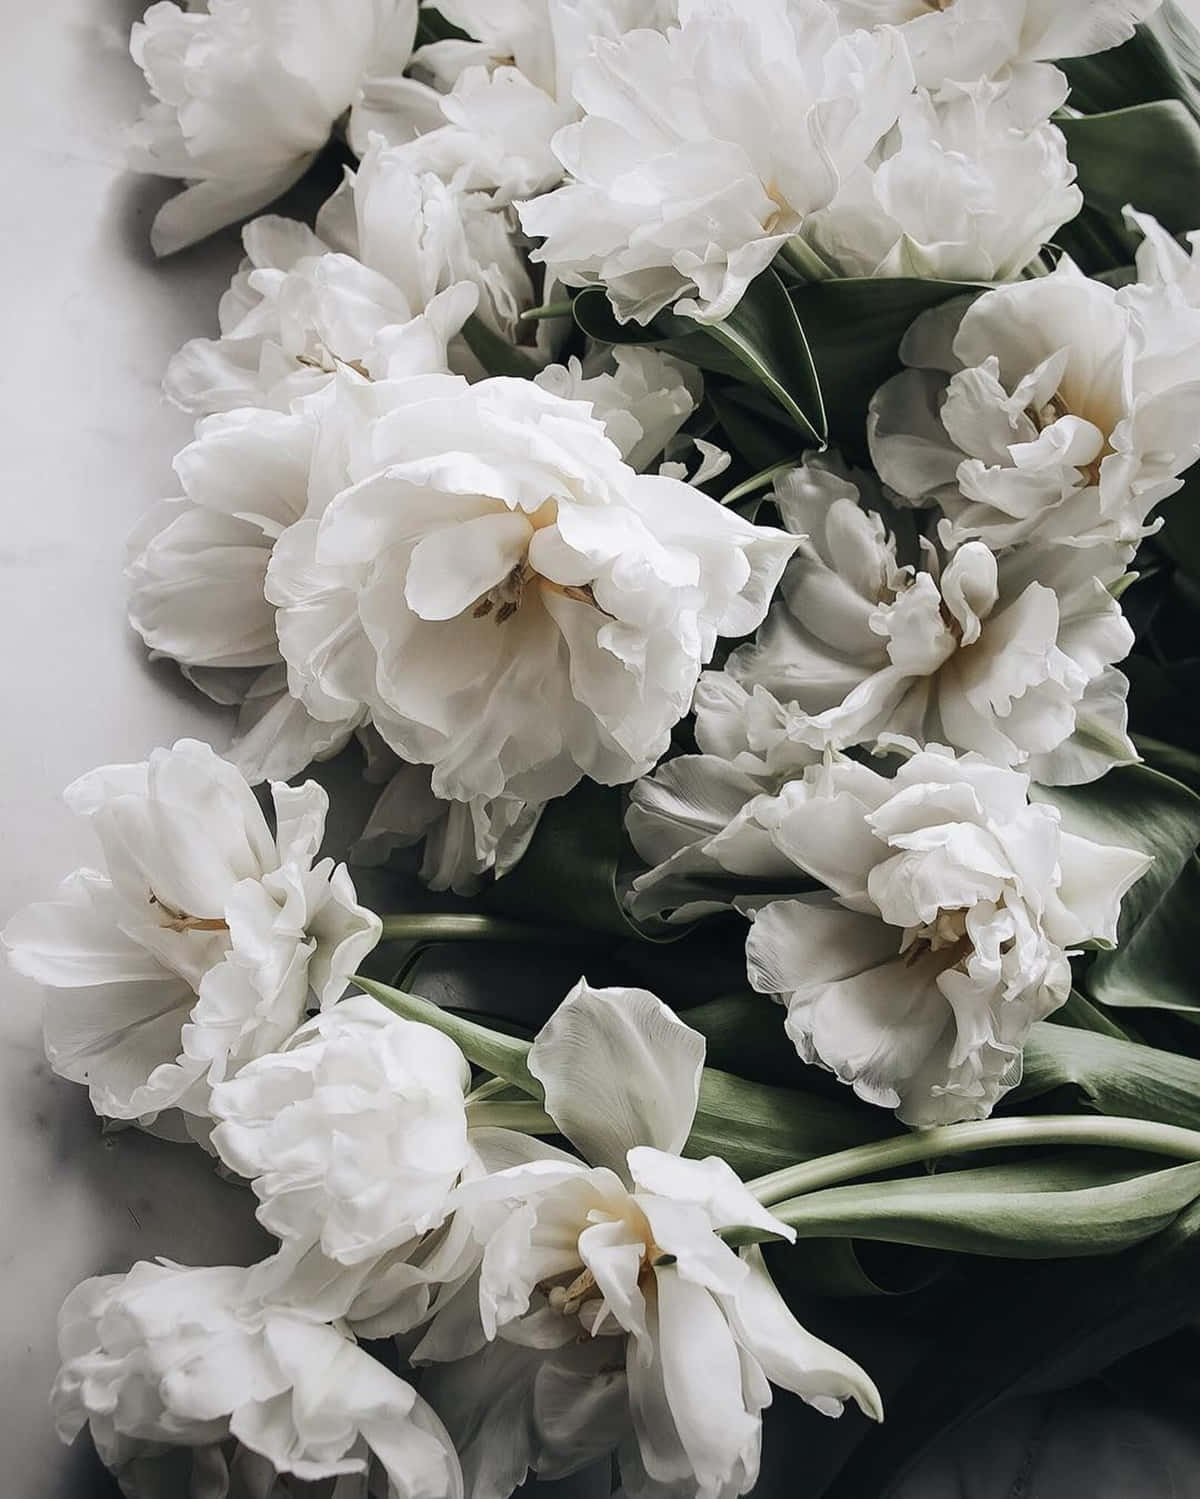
[626,675,821,924]
[534,347,701,473]
[210,995,471,1264]
[720,457,1137,784]
[745,748,1150,1125]
[397,0,678,205]
[802,69,1081,281]
[128,0,424,255]
[418,980,881,1499]
[266,372,799,806]
[127,375,397,786]
[2,740,379,1125]
[353,760,544,896]
[1128,206,1200,300]
[518,0,913,324]
[166,137,536,416]
[869,257,1200,551]
[832,0,1160,89]
[53,1258,461,1497]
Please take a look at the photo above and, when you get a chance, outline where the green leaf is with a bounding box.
[690,1068,893,1182]
[1032,761,1200,952]
[1155,471,1200,581]
[679,992,817,1088]
[569,287,745,378]
[788,277,980,455]
[779,1238,947,1299]
[1087,854,1200,1011]
[1133,733,1200,795]
[708,385,809,474]
[1059,101,1200,245]
[414,7,470,45]
[701,268,827,445]
[1035,765,1200,1013]
[766,1154,1200,1258]
[1046,987,1133,1039]
[459,314,540,378]
[1062,5,1200,123]
[481,781,681,941]
[820,1192,1200,1499]
[1014,1023,1200,1129]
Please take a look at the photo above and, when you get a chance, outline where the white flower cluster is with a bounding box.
[16,1,1200,1494]
[6,777,880,1497]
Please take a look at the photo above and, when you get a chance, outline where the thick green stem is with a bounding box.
[465,1100,557,1132]
[465,1075,513,1105]
[378,914,592,945]
[777,237,834,283]
[748,1115,1200,1207]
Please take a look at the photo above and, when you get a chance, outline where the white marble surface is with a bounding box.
[4,4,1200,1497]
[0,5,268,1494]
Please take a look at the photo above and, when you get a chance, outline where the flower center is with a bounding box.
[544,1238,667,1320]
[469,500,610,625]
[902,908,972,968]
[148,892,228,934]
[762,181,792,234]
[1032,391,1105,488]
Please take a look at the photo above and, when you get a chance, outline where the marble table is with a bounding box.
[4,4,1200,1496]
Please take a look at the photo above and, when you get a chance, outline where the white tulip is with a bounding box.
[396,0,678,205]
[210,995,471,1264]
[125,383,374,785]
[266,372,799,807]
[745,748,1150,1125]
[53,1258,461,1497]
[418,980,880,1499]
[802,68,1081,281]
[720,457,1137,784]
[869,256,1200,552]
[2,740,379,1125]
[534,347,701,473]
[626,675,821,924]
[518,0,913,324]
[353,760,545,895]
[831,0,1160,89]
[165,136,537,416]
[128,0,424,254]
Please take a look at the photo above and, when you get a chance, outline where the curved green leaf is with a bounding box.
[1032,763,1200,966]
[459,313,540,377]
[767,1154,1200,1258]
[482,781,680,941]
[788,277,980,454]
[1060,101,1200,243]
[1062,5,1200,122]
[702,268,827,445]
[1015,1023,1200,1128]
[820,1193,1200,1498]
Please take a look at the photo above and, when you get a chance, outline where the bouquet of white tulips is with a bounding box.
[13,1,1200,1495]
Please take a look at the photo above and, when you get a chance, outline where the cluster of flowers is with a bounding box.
[8,0,1200,1494]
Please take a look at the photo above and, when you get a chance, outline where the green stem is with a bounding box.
[520,300,575,321]
[378,914,592,945]
[748,1115,1200,1207]
[720,457,804,506]
[465,1075,513,1105]
[465,1100,557,1132]
[776,237,834,284]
